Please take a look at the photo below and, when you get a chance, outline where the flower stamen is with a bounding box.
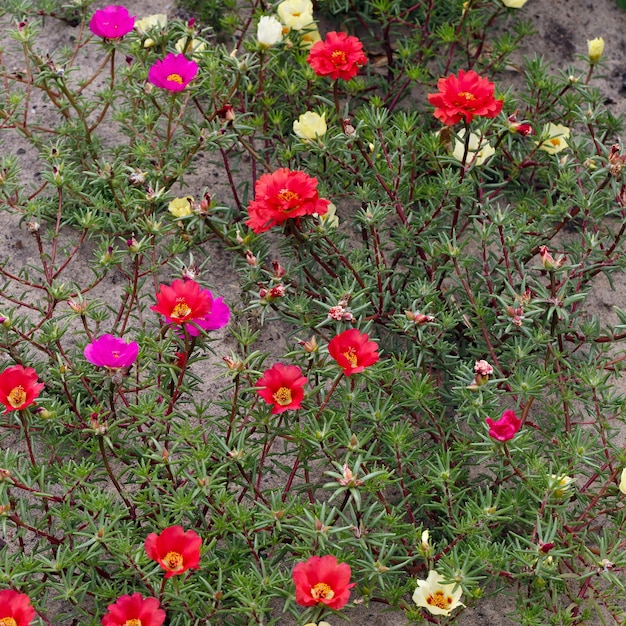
[171,300,192,319]
[7,386,26,408]
[273,386,293,406]
[166,73,184,84]
[0,618,18,626]
[331,49,347,65]
[426,590,453,609]
[311,582,335,601]
[277,188,300,202]
[163,550,184,571]
[342,347,358,367]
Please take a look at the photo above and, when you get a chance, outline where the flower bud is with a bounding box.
[587,37,604,64]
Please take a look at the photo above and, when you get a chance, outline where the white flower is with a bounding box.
[135,13,167,35]
[536,123,570,154]
[452,129,495,166]
[619,468,626,495]
[257,15,283,48]
[293,111,327,141]
[277,0,314,31]
[413,570,464,616]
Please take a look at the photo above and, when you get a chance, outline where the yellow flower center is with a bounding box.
[457,91,476,101]
[163,550,184,571]
[292,11,301,16]
[166,73,184,84]
[342,347,358,367]
[171,299,192,319]
[331,50,348,65]
[7,385,26,408]
[273,386,293,406]
[311,582,335,601]
[123,620,142,626]
[0,618,18,626]
[426,590,453,609]
[549,138,562,146]
[277,188,300,202]
[112,351,120,359]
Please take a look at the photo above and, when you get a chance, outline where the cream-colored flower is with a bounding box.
[587,37,605,64]
[452,129,495,166]
[315,203,339,230]
[293,111,327,141]
[536,123,570,155]
[619,468,626,495]
[304,622,332,626]
[299,22,322,48]
[175,37,207,58]
[257,15,283,48]
[277,0,314,31]
[168,196,194,218]
[501,0,528,7]
[135,14,167,35]
[549,474,574,498]
[413,570,464,616]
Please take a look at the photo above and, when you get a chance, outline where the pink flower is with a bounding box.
[485,409,522,442]
[144,525,202,579]
[185,289,230,337]
[89,5,136,39]
[307,31,368,81]
[292,555,355,609]
[148,53,199,92]
[102,593,165,626]
[84,334,139,369]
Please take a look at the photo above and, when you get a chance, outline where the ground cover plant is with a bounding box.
[0,0,625,623]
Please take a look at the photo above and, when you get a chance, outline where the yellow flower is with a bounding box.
[257,15,283,48]
[413,570,464,616]
[619,468,626,495]
[175,37,207,59]
[135,13,167,35]
[548,474,574,498]
[315,203,339,230]
[168,196,194,218]
[277,0,314,31]
[299,22,322,49]
[293,111,327,141]
[536,123,570,155]
[587,37,605,64]
[452,129,495,166]
[501,0,528,7]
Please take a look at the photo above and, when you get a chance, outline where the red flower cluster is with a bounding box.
[256,363,307,414]
[328,329,379,376]
[0,365,44,413]
[144,525,202,578]
[0,589,36,626]
[246,168,330,233]
[485,409,522,442]
[307,31,368,81]
[292,555,355,610]
[428,69,503,126]
[151,279,212,325]
[102,593,165,626]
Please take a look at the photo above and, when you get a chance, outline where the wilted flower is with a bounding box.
[428,69,503,126]
[0,589,36,625]
[485,409,522,442]
[587,37,605,64]
[256,363,307,414]
[168,196,194,218]
[412,570,464,616]
[148,53,199,92]
[452,129,495,166]
[277,0,314,30]
[257,15,283,48]
[307,31,368,81]
[144,525,202,578]
[89,5,136,39]
[293,111,327,141]
[102,593,165,626]
[536,123,570,154]
[539,245,566,270]
[292,555,355,609]
[0,365,44,413]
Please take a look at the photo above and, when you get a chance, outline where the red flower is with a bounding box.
[89,5,135,39]
[246,168,330,233]
[256,363,307,414]
[328,329,379,376]
[102,593,165,626]
[151,279,212,325]
[292,555,355,610]
[427,69,503,126]
[485,409,522,442]
[148,53,199,92]
[144,525,202,578]
[0,365,44,413]
[0,589,36,626]
[307,31,368,81]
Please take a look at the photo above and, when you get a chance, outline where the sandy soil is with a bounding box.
[2,0,626,624]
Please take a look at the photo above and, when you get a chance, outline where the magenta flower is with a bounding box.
[485,409,522,442]
[148,54,199,92]
[89,5,136,39]
[185,290,230,336]
[84,334,139,369]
